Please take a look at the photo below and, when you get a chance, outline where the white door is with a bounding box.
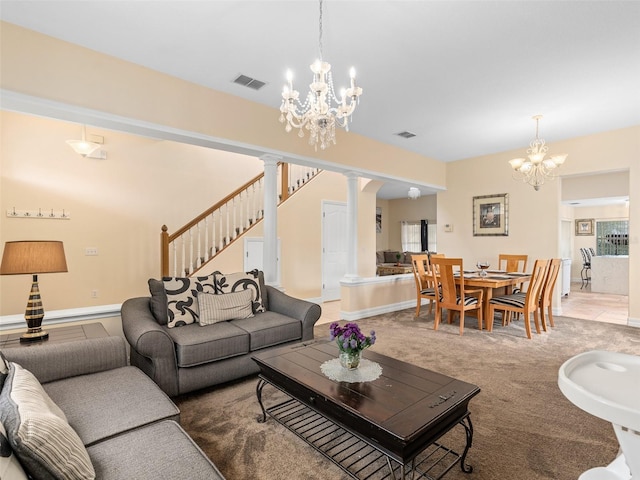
[244,237,280,285]
[322,201,348,301]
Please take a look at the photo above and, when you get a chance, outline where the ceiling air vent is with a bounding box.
[233,74,266,91]
[395,131,417,139]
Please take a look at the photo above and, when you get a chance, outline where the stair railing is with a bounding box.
[161,163,320,277]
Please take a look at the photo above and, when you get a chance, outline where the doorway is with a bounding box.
[321,201,347,302]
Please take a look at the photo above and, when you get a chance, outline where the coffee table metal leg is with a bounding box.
[256,378,268,423]
[459,416,474,473]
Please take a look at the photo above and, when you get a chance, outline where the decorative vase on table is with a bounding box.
[339,351,362,370]
[329,322,376,371]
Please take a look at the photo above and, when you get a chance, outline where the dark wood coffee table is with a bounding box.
[253,341,480,480]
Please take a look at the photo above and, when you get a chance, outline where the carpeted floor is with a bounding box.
[176,310,640,480]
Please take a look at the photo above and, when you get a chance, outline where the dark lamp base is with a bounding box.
[20,330,49,343]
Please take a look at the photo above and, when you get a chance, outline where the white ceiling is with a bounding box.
[2,1,639,200]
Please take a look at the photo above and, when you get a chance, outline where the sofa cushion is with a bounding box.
[167,321,250,367]
[1,422,28,480]
[163,275,216,328]
[376,250,384,264]
[383,250,400,263]
[43,365,179,446]
[86,420,224,480]
[148,278,169,325]
[213,269,266,313]
[231,311,302,350]
[0,362,95,480]
[198,290,254,325]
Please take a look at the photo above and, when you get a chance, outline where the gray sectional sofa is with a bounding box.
[0,336,224,480]
[121,272,322,397]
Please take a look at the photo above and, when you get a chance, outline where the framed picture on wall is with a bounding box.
[473,193,508,236]
[575,218,594,236]
[376,207,382,233]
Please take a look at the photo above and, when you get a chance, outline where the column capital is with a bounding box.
[343,171,360,180]
[260,154,283,166]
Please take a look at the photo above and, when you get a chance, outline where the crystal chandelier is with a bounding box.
[279,0,362,150]
[508,115,567,191]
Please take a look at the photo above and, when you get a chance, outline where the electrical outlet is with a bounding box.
[85,247,98,256]
[91,290,99,298]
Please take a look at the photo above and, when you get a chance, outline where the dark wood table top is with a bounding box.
[253,340,480,463]
[0,323,108,349]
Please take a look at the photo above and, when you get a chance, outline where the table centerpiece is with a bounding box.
[329,322,376,370]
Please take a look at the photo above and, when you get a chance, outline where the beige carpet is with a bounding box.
[176,310,640,480]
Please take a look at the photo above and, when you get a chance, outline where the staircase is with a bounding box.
[161,163,320,277]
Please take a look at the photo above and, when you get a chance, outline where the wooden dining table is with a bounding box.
[454,271,532,329]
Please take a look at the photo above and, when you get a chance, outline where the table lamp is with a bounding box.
[0,240,68,342]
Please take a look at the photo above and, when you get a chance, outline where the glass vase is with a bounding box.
[339,350,362,370]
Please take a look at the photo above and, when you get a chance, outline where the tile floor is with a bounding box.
[318,281,629,326]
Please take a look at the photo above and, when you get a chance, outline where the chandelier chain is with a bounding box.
[318,0,324,60]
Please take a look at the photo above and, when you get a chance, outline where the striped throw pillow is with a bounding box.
[0,363,95,480]
[198,290,254,326]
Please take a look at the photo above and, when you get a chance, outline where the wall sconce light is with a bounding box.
[66,125,102,157]
[408,187,421,200]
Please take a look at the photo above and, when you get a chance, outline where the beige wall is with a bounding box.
[375,195,437,252]
[0,111,264,315]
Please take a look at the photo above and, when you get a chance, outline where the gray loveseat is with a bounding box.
[121,273,322,397]
[0,336,224,480]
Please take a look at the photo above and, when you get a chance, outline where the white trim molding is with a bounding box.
[0,304,122,331]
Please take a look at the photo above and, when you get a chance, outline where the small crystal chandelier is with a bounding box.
[508,115,567,191]
[279,0,362,150]
[408,187,421,200]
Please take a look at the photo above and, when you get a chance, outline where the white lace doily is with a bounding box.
[320,358,383,383]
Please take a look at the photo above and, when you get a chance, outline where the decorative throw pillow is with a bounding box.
[148,278,169,325]
[198,290,254,326]
[0,363,95,480]
[163,275,215,328]
[0,351,8,391]
[1,422,28,480]
[384,251,400,263]
[213,269,266,313]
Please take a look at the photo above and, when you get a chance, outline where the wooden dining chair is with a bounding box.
[411,254,442,318]
[430,257,483,335]
[498,254,528,292]
[539,258,561,328]
[487,259,549,339]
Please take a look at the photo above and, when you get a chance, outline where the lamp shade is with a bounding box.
[0,241,68,275]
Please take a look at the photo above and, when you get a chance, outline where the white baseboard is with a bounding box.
[340,300,417,321]
[0,304,121,331]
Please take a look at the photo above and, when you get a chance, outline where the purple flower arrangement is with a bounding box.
[329,322,376,355]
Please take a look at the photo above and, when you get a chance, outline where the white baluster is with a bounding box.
[181,236,186,277]
[188,229,194,275]
[246,187,251,228]
[204,217,209,261]
[172,242,177,277]
[211,211,216,255]
[197,223,202,268]
[233,197,237,239]
[225,202,230,246]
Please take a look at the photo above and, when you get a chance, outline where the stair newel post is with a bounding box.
[161,225,169,277]
[281,163,290,202]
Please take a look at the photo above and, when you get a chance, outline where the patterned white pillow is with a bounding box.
[163,275,215,328]
[198,290,254,325]
[213,270,266,313]
[0,363,95,480]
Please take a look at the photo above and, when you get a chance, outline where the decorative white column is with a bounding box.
[260,154,281,287]
[344,172,360,280]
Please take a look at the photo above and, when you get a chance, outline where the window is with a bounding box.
[596,220,628,256]
[400,220,436,252]
[401,221,421,252]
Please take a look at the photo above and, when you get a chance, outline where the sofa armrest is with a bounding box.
[1,336,127,384]
[266,286,322,341]
[121,297,180,396]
